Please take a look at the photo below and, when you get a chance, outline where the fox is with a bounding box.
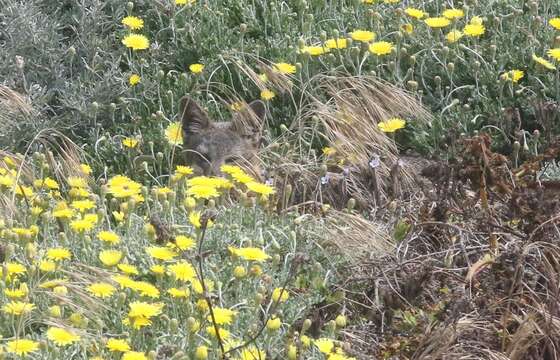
[179,96,266,177]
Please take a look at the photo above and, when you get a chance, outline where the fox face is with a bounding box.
[179,96,266,176]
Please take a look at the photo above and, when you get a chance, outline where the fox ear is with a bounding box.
[247,100,266,123]
[231,100,266,138]
[179,96,210,134]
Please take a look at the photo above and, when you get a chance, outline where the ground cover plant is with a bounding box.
[2,0,560,359]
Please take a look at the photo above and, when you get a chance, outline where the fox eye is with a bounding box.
[224,157,239,164]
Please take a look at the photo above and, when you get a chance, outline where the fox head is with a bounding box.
[180,96,266,176]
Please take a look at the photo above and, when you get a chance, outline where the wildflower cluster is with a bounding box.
[0,154,349,359]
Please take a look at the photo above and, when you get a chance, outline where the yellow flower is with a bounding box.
[98,231,121,244]
[229,101,244,112]
[424,17,451,28]
[3,301,35,315]
[71,199,96,212]
[39,260,57,272]
[122,34,150,51]
[206,326,230,340]
[4,283,28,299]
[46,327,81,346]
[131,281,160,298]
[107,175,142,198]
[112,274,136,289]
[69,187,90,198]
[80,164,92,175]
[188,176,232,189]
[128,301,164,319]
[502,70,524,83]
[532,54,556,70]
[446,30,464,43]
[68,176,88,188]
[314,338,335,354]
[113,211,125,222]
[463,23,485,37]
[174,235,195,250]
[368,41,394,56]
[266,316,282,331]
[378,117,406,133]
[401,24,414,34]
[123,137,139,148]
[6,339,39,356]
[168,287,190,298]
[49,305,62,318]
[176,0,196,5]
[87,282,116,298]
[324,38,347,49]
[146,246,177,261]
[230,171,255,184]
[40,278,68,289]
[209,307,237,325]
[228,246,270,262]
[122,16,144,30]
[350,30,375,42]
[273,62,297,74]
[15,185,34,197]
[220,164,244,174]
[187,185,220,199]
[550,18,560,30]
[151,264,166,275]
[122,351,148,360]
[272,287,289,302]
[260,89,275,101]
[34,177,59,190]
[106,338,130,352]
[237,346,266,360]
[547,48,560,61]
[175,165,194,176]
[118,263,139,275]
[154,186,172,196]
[258,73,268,82]
[322,147,336,156]
[300,45,328,56]
[404,8,425,19]
[195,346,208,360]
[70,217,96,232]
[442,8,464,19]
[128,74,141,86]
[99,249,123,267]
[189,211,203,228]
[5,262,26,277]
[233,266,247,278]
[165,122,183,146]
[189,63,205,74]
[47,247,72,261]
[191,278,214,294]
[246,181,275,196]
[167,261,196,282]
[124,315,152,329]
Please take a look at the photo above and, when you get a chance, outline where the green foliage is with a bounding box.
[2,0,560,174]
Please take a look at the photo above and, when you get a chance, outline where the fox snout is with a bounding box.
[179,96,266,178]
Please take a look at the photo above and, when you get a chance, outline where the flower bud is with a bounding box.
[302,318,312,333]
[335,314,347,328]
[266,316,282,331]
[195,346,208,359]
